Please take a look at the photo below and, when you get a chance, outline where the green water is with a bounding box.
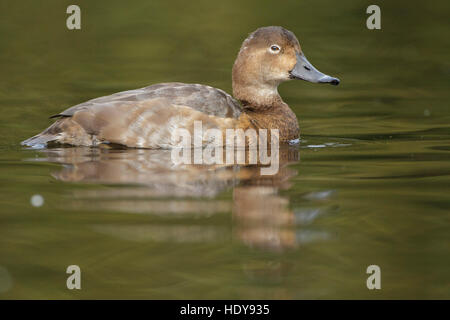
[0,0,449,299]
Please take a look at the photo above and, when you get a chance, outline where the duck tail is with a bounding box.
[21,120,67,148]
[21,133,58,148]
[21,117,93,148]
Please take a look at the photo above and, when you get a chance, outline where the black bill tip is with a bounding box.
[330,78,340,86]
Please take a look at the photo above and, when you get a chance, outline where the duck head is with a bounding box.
[232,26,339,107]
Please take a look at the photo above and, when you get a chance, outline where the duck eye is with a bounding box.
[269,45,281,53]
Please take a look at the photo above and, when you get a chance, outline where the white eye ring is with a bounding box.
[269,44,281,54]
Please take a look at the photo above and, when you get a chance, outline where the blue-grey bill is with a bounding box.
[290,53,340,85]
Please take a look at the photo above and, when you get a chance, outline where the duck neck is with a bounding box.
[233,82,284,111]
[232,58,284,111]
[235,85,283,111]
[232,62,299,140]
[234,89,300,141]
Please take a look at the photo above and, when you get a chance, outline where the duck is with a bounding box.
[21,26,339,149]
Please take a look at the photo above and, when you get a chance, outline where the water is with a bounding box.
[0,0,449,299]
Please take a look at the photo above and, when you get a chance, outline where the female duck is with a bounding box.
[22,26,339,149]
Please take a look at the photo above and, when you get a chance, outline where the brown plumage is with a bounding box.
[22,26,339,149]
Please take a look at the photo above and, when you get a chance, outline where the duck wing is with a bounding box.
[51,82,242,119]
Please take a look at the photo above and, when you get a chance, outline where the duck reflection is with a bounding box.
[32,146,333,251]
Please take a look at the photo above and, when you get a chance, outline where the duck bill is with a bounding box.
[289,53,340,85]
